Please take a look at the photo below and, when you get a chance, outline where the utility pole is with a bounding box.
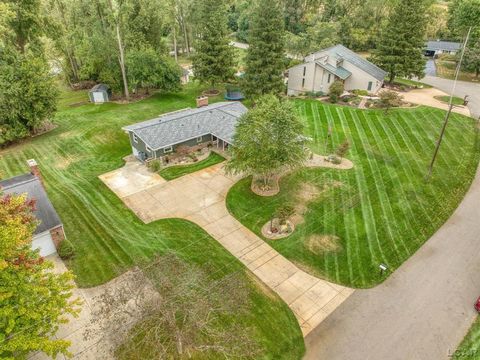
[426,26,472,181]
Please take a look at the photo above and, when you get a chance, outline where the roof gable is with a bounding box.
[0,174,63,234]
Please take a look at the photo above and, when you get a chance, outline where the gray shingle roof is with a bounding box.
[0,173,63,234]
[90,83,109,92]
[426,40,462,52]
[122,102,248,149]
[310,45,387,81]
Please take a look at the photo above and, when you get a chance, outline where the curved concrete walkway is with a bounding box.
[100,159,354,336]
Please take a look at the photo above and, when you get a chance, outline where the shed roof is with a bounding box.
[308,45,387,81]
[90,83,110,92]
[426,40,462,52]
[0,173,63,234]
[122,101,248,150]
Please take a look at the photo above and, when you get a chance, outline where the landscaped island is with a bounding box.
[227,100,480,288]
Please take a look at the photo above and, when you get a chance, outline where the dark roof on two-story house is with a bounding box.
[0,173,62,235]
[122,101,248,150]
[306,44,387,81]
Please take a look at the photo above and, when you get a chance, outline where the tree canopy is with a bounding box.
[243,0,285,98]
[225,95,307,185]
[370,0,428,83]
[192,0,236,87]
[0,193,80,359]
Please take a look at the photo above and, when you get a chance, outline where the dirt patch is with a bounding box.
[296,181,342,204]
[306,234,341,254]
[290,213,305,225]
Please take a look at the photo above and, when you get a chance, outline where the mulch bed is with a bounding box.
[202,89,221,97]
[261,219,295,240]
[251,175,280,197]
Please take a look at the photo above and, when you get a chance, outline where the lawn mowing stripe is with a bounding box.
[368,111,422,241]
[350,109,404,263]
[343,108,386,268]
[375,114,436,228]
[358,111,409,259]
[336,108,363,284]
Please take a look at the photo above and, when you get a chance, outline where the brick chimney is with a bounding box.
[196,96,208,108]
[27,159,44,186]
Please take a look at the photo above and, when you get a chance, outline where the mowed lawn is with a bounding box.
[227,100,480,288]
[159,152,225,180]
[0,85,304,359]
[454,317,480,359]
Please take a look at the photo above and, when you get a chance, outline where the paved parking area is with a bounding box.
[100,158,354,336]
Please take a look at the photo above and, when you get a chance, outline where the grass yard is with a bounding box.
[434,95,465,106]
[227,100,480,288]
[159,152,225,180]
[453,317,480,359]
[393,78,433,88]
[0,84,304,359]
[436,60,480,83]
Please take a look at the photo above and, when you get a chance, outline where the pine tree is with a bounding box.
[243,0,285,98]
[192,0,236,88]
[370,0,428,83]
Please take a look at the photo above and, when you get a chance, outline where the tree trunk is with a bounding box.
[179,8,190,56]
[173,25,178,63]
[115,22,129,100]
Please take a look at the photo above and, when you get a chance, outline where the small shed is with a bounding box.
[89,84,112,103]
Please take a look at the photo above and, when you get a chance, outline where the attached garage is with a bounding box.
[32,231,57,257]
[0,159,66,257]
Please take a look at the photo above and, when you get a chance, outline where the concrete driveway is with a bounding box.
[422,76,480,118]
[399,87,470,117]
[100,158,354,336]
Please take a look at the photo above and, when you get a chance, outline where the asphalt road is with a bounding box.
[304,78,480,360]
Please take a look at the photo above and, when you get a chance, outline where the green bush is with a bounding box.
[58,240,75,260]
[352,89,369,96]
[305,91,324,98]
[147,159,162,172]
[329,81,344,103]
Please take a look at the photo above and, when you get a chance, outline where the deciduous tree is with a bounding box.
[225,95,307,186]
[0,193,80,359]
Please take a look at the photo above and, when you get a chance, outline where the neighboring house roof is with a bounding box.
[122,101,248,150]
[90,83,109,92]
[0,173,63,235]
[316,61,352,80]
[307,44,387,81]
[426,40,462,52]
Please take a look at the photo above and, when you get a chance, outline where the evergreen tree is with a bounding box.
[192,0,236,88]
[243,0,285,98]
[370,0,428,83]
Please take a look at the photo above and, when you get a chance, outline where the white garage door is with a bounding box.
[32,231,57,257]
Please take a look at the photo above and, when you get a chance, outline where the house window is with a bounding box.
[196,136,203,143]
[303,66,306,76]
[328,74,331,83]
[367,81,373,91]
[133,133,138,143]
[163,146,173,153]
[302,78,305,88]
[146,146,152,153]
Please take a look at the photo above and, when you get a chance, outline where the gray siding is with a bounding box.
[128,131,212,161]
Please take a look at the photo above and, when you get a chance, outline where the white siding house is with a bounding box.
[287,44,387,96]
